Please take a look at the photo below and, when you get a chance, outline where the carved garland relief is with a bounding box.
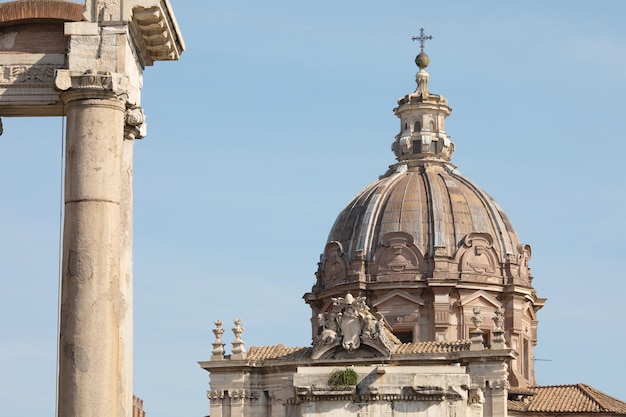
[0,65,61,85]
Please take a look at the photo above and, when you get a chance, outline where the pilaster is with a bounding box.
[431,286,451,340]
[466,360,510,417]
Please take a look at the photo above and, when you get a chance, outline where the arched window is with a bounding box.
[429,120,435,131]
[414,121,421,132]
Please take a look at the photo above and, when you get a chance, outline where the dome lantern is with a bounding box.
[392,29,454,163]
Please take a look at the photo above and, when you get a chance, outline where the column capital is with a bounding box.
[55,69,129,102]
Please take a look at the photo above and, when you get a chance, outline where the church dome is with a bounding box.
[304,35,544,388]
[326,160,523,275]
[309,48,532,296]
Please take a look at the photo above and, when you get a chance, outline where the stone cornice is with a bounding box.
[79,1,184,68]
[126,1,185,67]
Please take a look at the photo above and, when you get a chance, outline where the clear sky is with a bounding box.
[0,1,625,416]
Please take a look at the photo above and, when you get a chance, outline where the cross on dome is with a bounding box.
[411,28,432,53]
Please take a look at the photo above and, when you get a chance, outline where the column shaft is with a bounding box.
[119,135,135,417]
[58,92,129,417]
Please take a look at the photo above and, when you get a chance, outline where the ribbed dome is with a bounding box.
[328,161,521,267]
[311,57,532,291]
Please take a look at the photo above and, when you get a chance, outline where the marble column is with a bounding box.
[57,74,130,417]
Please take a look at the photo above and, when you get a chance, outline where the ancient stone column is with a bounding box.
[0,0,183,415]
[58,73,128,417]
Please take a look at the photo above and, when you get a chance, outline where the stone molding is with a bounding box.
[295,390,454,403]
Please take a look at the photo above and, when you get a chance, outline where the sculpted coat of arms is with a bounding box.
[313,293,398,358]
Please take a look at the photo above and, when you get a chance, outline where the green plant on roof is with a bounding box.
[328,368,358,388]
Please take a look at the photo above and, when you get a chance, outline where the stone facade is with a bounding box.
[202,316,513,417]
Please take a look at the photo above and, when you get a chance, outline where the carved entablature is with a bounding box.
[0,0,84,116]
[455,233,500,283]
[372,232,424,282]
[0,61,68,115]
[312,293,400,360]
[230,389,260,400]
[208,390,225,401]
[488,379,510,392]
[321,242,348,287]
[295,385,461,403]
[0,65,59,85]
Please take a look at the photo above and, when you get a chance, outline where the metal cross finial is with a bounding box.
[411,28,433,53]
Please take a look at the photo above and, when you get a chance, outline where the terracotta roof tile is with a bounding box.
[246,339,472,361]
[507,399,527,412]
[246,345,312,361]
[394,339,471,354]
[509,384,626,414]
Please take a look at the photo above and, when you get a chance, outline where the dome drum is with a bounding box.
[313,231,530,291]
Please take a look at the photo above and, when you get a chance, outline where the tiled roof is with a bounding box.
[246,345,312,361]
[509,384,626,414]
[394,340,471,354]
[245,340,472,361]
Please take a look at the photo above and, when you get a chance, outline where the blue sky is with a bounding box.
[0,1,625,416]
